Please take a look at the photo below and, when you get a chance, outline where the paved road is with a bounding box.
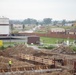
[28,46,41,50]
[0,36,27,42]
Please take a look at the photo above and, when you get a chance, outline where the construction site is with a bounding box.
[0,44,76,75]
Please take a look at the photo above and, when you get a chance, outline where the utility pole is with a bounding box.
[9,24,12,46]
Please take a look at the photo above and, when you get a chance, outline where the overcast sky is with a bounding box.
[0,0,76,20]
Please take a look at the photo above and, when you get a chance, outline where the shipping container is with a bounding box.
[27,36,40,44]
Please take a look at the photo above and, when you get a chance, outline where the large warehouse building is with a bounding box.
[0,17,9,36]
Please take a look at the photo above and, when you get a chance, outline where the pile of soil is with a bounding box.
[0,44,38,57]
[0,56,34,69]
[0,44,39,68]
[51,46,74,54]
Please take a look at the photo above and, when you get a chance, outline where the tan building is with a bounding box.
[51,28,65,32]
[66,29,76,35]
[72,23,76,26]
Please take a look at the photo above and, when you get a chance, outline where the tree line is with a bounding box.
[9,18,52,25]
[9,18,76,25]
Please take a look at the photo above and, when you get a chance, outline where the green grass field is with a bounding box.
[40,37,74,44]
[3,42,25,47]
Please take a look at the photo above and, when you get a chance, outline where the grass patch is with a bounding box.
[70,46,76,52]
[40,37,74,44]
[43,45,55,49]
[3,42,25,47]
[38,45,55,49]
[0,46,5,50]
[3,42,16,47]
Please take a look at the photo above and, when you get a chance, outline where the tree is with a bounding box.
[23,18,37,25]
[43,18,52,25]
[36,22,38,25]
[62,19,66,26]
[53,21,58,25]
[22,24,25,31]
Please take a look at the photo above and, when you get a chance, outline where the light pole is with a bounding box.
[10,33,11,46]
[9,24,12,46]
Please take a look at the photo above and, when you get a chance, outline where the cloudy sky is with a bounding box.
[0,0,76,20]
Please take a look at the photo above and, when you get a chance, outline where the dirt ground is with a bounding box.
[0,44,75,75]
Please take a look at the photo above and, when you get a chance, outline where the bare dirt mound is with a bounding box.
[0,44,38,57]
[51,46,74,54]
[0,44,39,68]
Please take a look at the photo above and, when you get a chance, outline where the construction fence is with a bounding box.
[18,32,76,39]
